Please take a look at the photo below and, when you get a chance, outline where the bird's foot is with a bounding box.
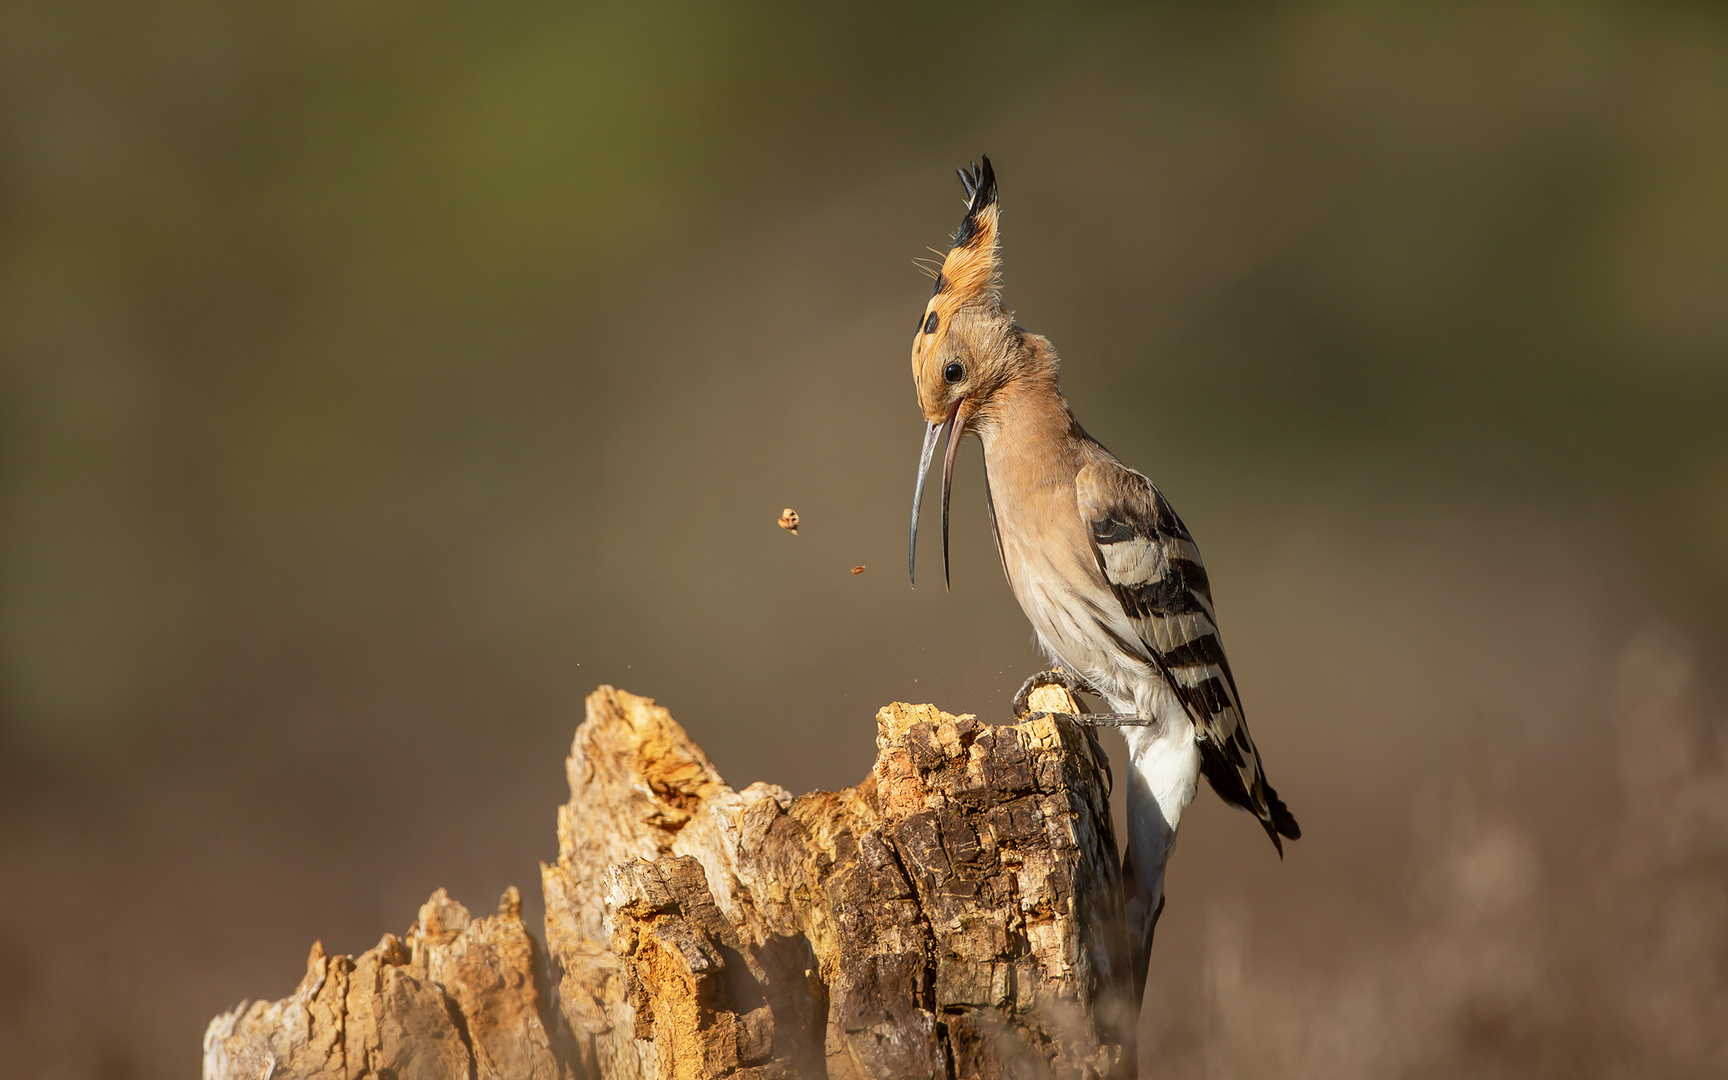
[1020,710,1149,726]
[1012,667,1101,720]
[1071,712,1152,727]
[1020,710,1150,728]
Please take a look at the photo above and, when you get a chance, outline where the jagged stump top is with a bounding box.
[205,685,1138,1080]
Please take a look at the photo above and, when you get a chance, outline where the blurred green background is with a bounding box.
[4,2,1727,1076]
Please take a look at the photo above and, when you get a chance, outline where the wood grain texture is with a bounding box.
[205,685,1136,1080]
[204,887,568,1080]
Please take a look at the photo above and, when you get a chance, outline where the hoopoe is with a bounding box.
[907,157,1299,999]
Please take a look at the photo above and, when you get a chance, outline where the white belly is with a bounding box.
[1009,547,1202,888]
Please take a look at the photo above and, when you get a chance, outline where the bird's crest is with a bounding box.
[941,158,1001,303]
[911,157,1008,385]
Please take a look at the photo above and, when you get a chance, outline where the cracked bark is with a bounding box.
[205,685,1138,1080]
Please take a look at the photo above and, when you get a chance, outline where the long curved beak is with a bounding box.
[909,396,966,589]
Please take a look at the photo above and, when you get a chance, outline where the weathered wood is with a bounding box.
[205,686,1136,1080]
[204,887,569,1080]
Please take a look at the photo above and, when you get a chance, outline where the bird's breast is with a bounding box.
[986,469,1142,702]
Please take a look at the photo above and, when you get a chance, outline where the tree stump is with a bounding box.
[205,686,1138,1080]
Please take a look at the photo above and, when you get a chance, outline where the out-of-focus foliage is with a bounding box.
[2,2,1725,1077]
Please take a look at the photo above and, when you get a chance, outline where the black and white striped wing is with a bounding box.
[1075,461,1299,852]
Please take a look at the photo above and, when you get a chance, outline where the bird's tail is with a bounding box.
[1121,760,1180,1012]
[1122,846,1165,1014]
[1257,779,1301,855]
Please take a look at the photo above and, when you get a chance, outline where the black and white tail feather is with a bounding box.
[1076,457,1301,853]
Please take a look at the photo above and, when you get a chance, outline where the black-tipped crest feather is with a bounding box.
[950,155,997,250]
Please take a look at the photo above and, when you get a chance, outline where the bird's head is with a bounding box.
[908,156,1041,587]
[909,156,1016,425]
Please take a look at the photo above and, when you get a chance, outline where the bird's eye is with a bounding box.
[943,361,964,384]
[923,311,939,334]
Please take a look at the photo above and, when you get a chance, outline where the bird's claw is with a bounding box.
[1019,709,1149,728]
[1011,667,1102,720]
[1072,712,1152,727]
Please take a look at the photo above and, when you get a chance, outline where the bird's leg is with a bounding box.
[1012,667,1101,720]
[1073,713,1153,727]
[1014,667,1149,727]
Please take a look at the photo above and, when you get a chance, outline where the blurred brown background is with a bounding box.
[4,2,1727,1077]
